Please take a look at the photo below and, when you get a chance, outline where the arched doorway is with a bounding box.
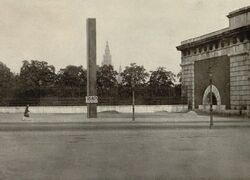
[206,92,218,105]
[202,85,221,105]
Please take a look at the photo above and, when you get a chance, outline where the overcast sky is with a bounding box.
[0,0,249,74]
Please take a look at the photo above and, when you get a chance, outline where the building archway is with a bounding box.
[202,85,221,105]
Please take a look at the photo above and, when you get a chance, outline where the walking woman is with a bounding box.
[23,105,30,120]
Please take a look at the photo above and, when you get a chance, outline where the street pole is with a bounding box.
[132,89,135,121]
[132,72,135,121]
[209,67,213,129]
[39,80,42,106]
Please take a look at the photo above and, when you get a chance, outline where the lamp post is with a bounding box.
[209,67,213,128]
[39,80,42,106]
[132,73,135,121]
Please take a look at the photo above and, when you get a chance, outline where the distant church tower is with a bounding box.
[102,41,112,66]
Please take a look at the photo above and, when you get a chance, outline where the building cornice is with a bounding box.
[176,25,250,51]
[227,5,250,18]
[228,51,249,57]
[180,62,194,67]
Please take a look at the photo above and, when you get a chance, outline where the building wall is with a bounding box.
[228,6,250,29]
[181,63,194,107]
[180,35,250,110]
[0,105,188,114]
[178,6,250,112]
[194,56,230,109]
[230,52,250,110]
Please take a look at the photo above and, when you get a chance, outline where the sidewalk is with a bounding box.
[0,111,248,123]
[0,111,249,131]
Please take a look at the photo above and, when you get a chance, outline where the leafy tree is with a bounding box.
[97,65,118,97]
[148,67,176,96]
[56,65,87,97]
[19,60,56,98]
[119,63,149,98]
[0,62,15,104]
[121,63,149,88]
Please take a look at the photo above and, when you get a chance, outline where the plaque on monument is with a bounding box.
[85,96,98,104]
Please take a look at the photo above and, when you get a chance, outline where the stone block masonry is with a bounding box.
[177,6,250,113]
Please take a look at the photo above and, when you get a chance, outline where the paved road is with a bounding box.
[1,129,250,179]
[0,112,250,179]
[0,120,250,131]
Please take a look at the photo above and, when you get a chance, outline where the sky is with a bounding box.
[0,0,249,74]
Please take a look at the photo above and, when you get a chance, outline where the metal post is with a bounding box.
[132,89,135,121]
[132,72,135,121]
[39,86,41,106]
[209,67,213,128]
[39,80,42,106]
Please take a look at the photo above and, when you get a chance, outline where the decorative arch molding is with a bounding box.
[202,85,221,105]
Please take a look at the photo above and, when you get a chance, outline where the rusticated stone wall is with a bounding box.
[177,6,250,111]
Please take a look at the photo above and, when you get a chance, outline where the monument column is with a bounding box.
[86,18,97,118]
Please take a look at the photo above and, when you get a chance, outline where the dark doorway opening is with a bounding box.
[207,92,217,105]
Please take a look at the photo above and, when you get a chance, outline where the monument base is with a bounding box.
[87,104,97,118]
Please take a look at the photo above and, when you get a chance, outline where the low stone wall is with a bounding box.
[197,105,250,117]
[198,105,226,111]
[0,105,188,114]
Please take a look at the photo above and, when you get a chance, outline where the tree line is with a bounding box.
[0,60,184,106]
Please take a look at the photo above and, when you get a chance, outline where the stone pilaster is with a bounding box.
[181,62,194,108]
[229,51,250,110]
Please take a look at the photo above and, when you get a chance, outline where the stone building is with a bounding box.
[177,6,250,112]
[102,41,112,66]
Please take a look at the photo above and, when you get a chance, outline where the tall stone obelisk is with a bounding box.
[86,18,97,118]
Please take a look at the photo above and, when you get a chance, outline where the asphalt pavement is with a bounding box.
[0,111,249,131]
[1,112,250,179]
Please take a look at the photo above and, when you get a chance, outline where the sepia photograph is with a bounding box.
[0,0,250,179]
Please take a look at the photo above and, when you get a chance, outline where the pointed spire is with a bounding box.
[105,41,110,54]
[102,41,112,66]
